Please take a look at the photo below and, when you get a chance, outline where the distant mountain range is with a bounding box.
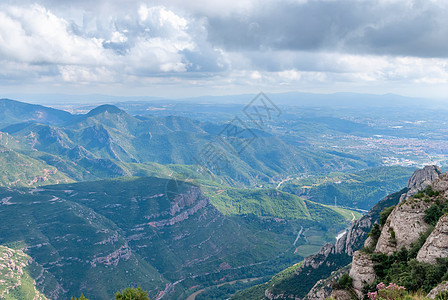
[0,98,373,187]
[0,97,428,299]
[3,91,442,108]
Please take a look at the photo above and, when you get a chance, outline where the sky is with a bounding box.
[1,0,448,100]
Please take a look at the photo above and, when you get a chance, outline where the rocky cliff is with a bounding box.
[374,198,431,255]
[300,166,442,300]
[399,165,442,202]
[265,184,412,298]
[333,165,448,299]
[417,213,448,264]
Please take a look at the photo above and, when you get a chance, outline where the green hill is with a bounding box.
[203,187,356,226]
[0,176,355,299]
[0,245,50,300]
[1,102,372,186]
[281,166,414,209]
[0,147,73,187]
[0,99,74,128]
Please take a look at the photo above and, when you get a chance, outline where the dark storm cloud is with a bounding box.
[206,0,448,58]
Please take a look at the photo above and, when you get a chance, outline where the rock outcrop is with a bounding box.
[400,165,442,202]
[375,199,431,255]
[376,166,444,255]
[303,166,442,300]
[433,173,448,197]
[349,251,376,298]
[343,166,448,299]
[427,281,448,299]
[305,265,351,300]
[417,214,448,264]
[329,289,355,300]
[280,188,408,300]
[0,245,48,300]
[265,289,300,300]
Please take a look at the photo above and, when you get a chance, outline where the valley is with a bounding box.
[0,96,446,299]
[1,1,447,298]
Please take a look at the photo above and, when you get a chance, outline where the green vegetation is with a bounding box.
[231,262,302,300]
[0,246,48,300]
[71,295,88,300]
[0,104,374,188]
[437,291,448,300]
[364,188,448,296]
[203,186,352,225]
[0,177,345,299]
[115,287,149,300]
[281,166,414,209]
[0,148,73,187]
[334,273,353,290]
[380,205,395,226]
[366,250,448,294]
[194,277,268,300]
[0,100,434,300]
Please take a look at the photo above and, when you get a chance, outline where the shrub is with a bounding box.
[425,205,443,226]
[389,229,397,245]
[436,291,448,300]
[115,287,150,300]
[414,191,425,199]
[380,206,395,226]
[334,273,353,290]
[368,223,381,242]
[363,223,381,253]
[367,282,407,300]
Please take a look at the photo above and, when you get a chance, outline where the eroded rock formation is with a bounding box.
[417,214,448,264]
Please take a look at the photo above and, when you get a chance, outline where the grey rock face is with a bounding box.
[265,289,300,300]
[283,166,439,300]
[349,251,376,299]
[375,200,431,255]
[295,189,406,299]
[408,165,442,189]
[417,214,448,264]
[329,289,355,300]
[304,264,351,300]
[427,281,448,299]
[400,165,442,202]
[433,173,448,197]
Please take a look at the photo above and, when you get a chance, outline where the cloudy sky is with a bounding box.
[1,0,448,100]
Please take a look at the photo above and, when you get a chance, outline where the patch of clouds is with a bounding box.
[0,2,219,84]
[0,0,448,97]
[205,0,448,58]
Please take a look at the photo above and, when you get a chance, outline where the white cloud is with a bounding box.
[0,3,203,82]
[0,4,106,65]
[0,0,448,98]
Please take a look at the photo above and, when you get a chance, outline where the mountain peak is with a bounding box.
[86,105,123,116]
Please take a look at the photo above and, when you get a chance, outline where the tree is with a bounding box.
[115,287,150,300]
[71,294,88,300]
